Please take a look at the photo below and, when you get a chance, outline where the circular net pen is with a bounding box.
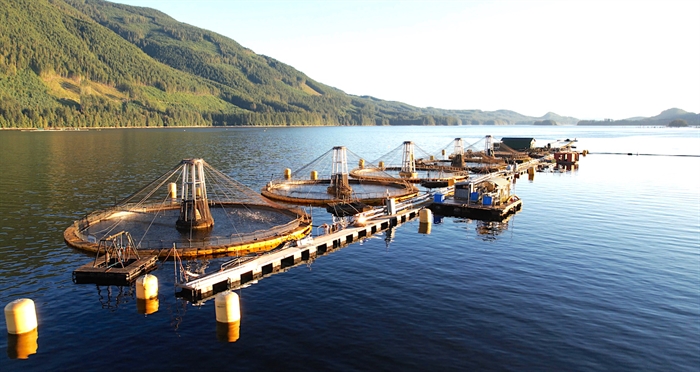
[64,159,312,258]
[350,141,469,187]
[261,146,419,207]
[420,136,509,174]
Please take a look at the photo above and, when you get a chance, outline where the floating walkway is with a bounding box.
[176,195,432,302]
[73,256,158,286]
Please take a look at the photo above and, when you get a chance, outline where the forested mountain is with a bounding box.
[1,0,574,128]
[578,108,700,126]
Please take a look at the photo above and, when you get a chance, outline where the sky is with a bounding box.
[111,0,700,120]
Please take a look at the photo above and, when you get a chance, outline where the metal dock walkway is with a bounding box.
[176,195,432,302]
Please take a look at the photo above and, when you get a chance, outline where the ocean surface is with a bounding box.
[0,126,698,371]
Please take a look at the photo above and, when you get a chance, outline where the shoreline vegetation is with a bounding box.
[2,123,698,131]
[1,0,697,130]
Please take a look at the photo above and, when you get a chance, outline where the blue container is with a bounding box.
[433,193,445,203]
[470,192,479,201]
[483,195,492,205]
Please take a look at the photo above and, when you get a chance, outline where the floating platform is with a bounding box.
[176,195,432,303]
[64,159,313,258]
[350,166,468,185]
[72,255,158,285]
[262,146,419,206]
[261,178,418,207]
[429,196,523,221]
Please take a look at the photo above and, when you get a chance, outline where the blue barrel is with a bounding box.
[483,195,492,205]
[470,192,479,201]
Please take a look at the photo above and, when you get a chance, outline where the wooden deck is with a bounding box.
[73,256,158,285]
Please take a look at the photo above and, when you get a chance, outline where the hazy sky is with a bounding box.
[112,0,699,120]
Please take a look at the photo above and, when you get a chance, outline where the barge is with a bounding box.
[428,176,522,220]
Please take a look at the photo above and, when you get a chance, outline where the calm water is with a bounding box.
[0,126,698,371]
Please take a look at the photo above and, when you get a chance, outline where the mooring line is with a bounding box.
[589,152,699,157]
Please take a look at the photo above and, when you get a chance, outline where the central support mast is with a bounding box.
[399,141,417,178]
[485,135,494,157]
[327,146,353,199]
[176,159,214,231]
[451,138,465,168]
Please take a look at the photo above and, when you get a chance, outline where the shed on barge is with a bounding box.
[429,176,522,220]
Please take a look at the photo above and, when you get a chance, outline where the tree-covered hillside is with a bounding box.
[577,108,700,126]
[0,0,576,128]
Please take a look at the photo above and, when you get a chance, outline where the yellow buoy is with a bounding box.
[4,299,37,335]
[137,298,160,315]
[378,161,385,170]
[310,170,318,180]
[358,159,365,169]
[6,328,38,359]
[136,274,158,300]
[169,182,177,199]
[284,168,292,180]
[215,291,241,323]
[419,208,433,224]
[216,320,241,343]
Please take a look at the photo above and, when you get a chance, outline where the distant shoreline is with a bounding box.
[3,123,700,132]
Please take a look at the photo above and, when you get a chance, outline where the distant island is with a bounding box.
[534,120,559,126]
[577,108,699,127]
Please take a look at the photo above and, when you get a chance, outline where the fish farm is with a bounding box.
[64,158,312,258]
[63,136,585,287]
[261,146,419,206]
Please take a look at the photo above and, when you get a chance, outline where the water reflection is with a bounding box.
[136,298,159,315]
[6,329,38,360]
[96,285,134,311]
[384,227,395,249]
[216,321,241,343]
[418,222,431,234]
[474,218,511,241]
[167,299,189,335]
[451,215,514,242]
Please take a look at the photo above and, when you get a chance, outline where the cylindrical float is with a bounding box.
[419,208,433,223]
[4,299,37,335]
[378,161,385,170]
[6,328,38,359]
[136,274,158,300]
[358,159,365,169]
[284,168,292,180]
[215,291,241,323]
[168,182,177,199]
[310,170,318,180]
